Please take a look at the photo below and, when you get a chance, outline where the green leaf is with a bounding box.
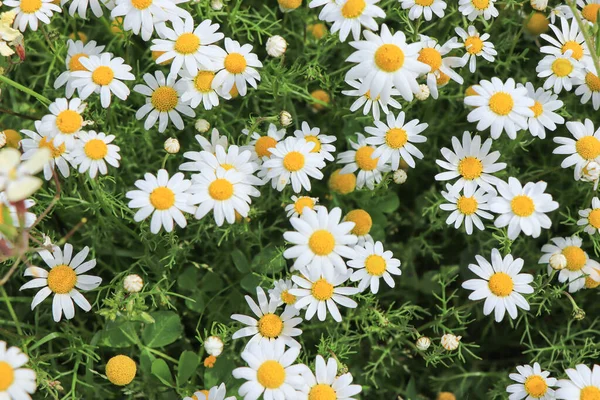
[203,354,235,388]
[151,359,174,387]
[405,377,418,400]
[185,292,205,313]
[177,351,200,385]
[201,272,224,293]
[99,321,138,348]
[142,311,183,348]
[251,245,285,274]
[177,267,198,291]
[231,249,250,273]
[374,192,400,214]
[240,273,263,294]
[139,348,156,376]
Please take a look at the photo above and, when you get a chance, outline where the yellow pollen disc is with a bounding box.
[589,209,600,228]
[0,361,15,391]
[149,187,175,210]
[278,0,302,9]
[524,375,548,398]
[345,209,372,236]
[208,178,234,201]
[69,53,88,72]
[437,393,456,400]
[309,384,337,400]
[175,33,200,55]
[3,129,21,149]
[418,48,443,71]
[329,169,356,195]
[585,272,600,289]
[311,278,334,300]
[84,139,108,160]
[551,58,574,77]
[562,246,587,271]
[131,0,152,10]
[309,230,335,256]
[47,264,77,294]
[561,40,584,60]
[586,72,600,92]
[151,86,179,112]
[365,255,386,276]
[525,12,549,35]
[258,313,284,338]
[294,197,315,214]
[281,290,296,305]
[530,101,544,118]
[39,136,66,158]
[465,86,478,97]
[221,163,235,171]
[92,66,114,86]
[305,135,322,153]
[458,156,483,180]
[414,0,434,5]
[436,71,451,86]
[224,53,247,74]
[255,136,277,158]
[488,272,514,297]
[310,90,330,110]
[465,36,484,54]
[471,0,489,9]
[341,0,366,18]
[20,0,42,13]
[510,195,535,217]
[307,23,327,39]
[355,146,379,171]
[489,92,514,116]
[582,4,600,22]
[152,50,171,65]
[457,196,478,215]
[256,360,286,389]
[203,356,217,367]
[576,136,600,160]
[385,128,408,149]
[580,386,600,400]
[56,110,83,134]
[283,151,306,172]
[106,355,137,386]
[194,71,215,93]
[374,44,405,72]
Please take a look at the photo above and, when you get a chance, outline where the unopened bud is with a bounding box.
[210,0,223,10]
[204,336,224,356]
[279,111,292,127]
[164,138,180,154]
[123,274,144,293]
[530,0,547,11]
[441,333,461,351]
[549,253,567,270]
[415,84,430,101]
[416,336,431,351]
[393,169,407,184]
[195,119,210,133]
[266,35,287,58]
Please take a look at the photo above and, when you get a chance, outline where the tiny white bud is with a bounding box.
[393,169,407,184]
[195,119,210,133]
[164,138,180,154]
[204,336,224,356]
[210,0,223,10]
[530,0,547,11]
[42,233,53,247]
[124,274,144,293]
[266,35,287,58]
[279,111,293,127]
[416,336,431,351]
[549,253,567,270]
[0,132,6,148]
[581,161,600,183]
[441,333,461,351]
[415,84,430,101]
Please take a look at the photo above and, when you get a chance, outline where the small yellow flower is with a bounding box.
[328,169,356,195]
[204,355,217,368]
[106,355,136,386]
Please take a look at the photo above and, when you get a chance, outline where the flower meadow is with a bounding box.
[1,0,600,398]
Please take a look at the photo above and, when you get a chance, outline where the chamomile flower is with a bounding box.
[293,121,336,162]
[348,240,401,293]
[71,131,120,178]
[290,267,359,322]
[464,77,535,140]
[434,131,506,192]
[38,98,86,148]
[0,341,36,400]
[5,0,61,31]
[322,0,386,42]
[186,383,235,400]
[189,128,229,155]
[0,147,49,202]
[179,69,230,110]
[520,82,565,139]
[400,0,446,20]
[125,169,194,234]
[549,5,573,23]
[507,362,557,400]
[577,0,600,24]
[110,0,190,41]
[299,355,362,400]
[285,195,320,218]
[364,110,428,170]
[489,177,559,240]
[21,122,72,181]
[150,17,224,75]
[553,119,600,180]
[70,53,135,108]
[578,197,600,234]
[540,17,591,63]
[345,24,430,102]
[212,38,262,97]
[536,51,584,93]
[268,279,299,309]
[462,249,533,322]
[458,0,498,21]
[54,40,105,98]
[309,0,337,19]
[134,71,194,132]
[62,0,113,18]
[539,236,600,293]
[283,206,357,278]
[241,123,286,162]
[573,65,600,110]
[231,286,302,349]
[556,364,600,399]
[19,243,102,322]
[342,78,402,121]
[455,25,497,73]
[439,183,494,235]
[344,209,373,245]
[417,35,465,99]
[337,133,391,190]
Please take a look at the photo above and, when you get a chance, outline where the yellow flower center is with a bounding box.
[20,0,42,13]
[308,229,335,256]
[581,386,600,400]
[586,72,600,92]
[385,128,408,149]
[524,375,548,398]
[56,110,83,135]
[84,139,108,160]
[256,360,286,389]
[329,169,356,195]
[589,209,600,228]
[208,178,234,201]
[465,86,478,97]
[525,12,549,35]
[562,40,584,60]
[365,254,386,276]
[257,313,284,338]
[152,50,171,65]
[585,272,600,289]
[510,195,535,217]
[294,197,315,214]
[488,272,514,297]
[341,0,366,18]
[489,92,514,116]
[471,0,489,9]
[414,0,434,5]
[47,264,78,294]
[175,33,200,55]
[255,136,277,158]
[39,136,66,158]
[311,278,334,300]
[131,0,152,10]
[305,135,322,153]
[149,187,175,210]
[436,71,451,86]
[0,361,14,391]
[307,23,327,39]
[194,71,215,93]
[418,47,443,71]
[106,355,137,386]
[355,146,379,171]
[562,246,587,271]
[2,129,21,149]
[576,136,600,160]
[465,36,484,54]
[311,90,331,110]
[281,290,296,305]
[309,384,337,400]
[457,196,478,215]
[283,151,305,172]
[92,66,114,86]
[345,209,372,236]
[69,53,88,72]
[374,44,405,72]
[530,101,544,118]
[551,58,574,77]
[151,86,179,112]
[221,164,235,171]
[278,0,302,9]
[224,53,247,74]
[582,3,600,22]
[457,156,483,180]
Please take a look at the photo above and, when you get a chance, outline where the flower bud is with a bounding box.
[530,0,547,11]
[279,111,293,127]
[164,138,180,154]
[195,119,210,133]
[393,169,407,184]
[211,0,223,10]
[572,307,586,321]
[415,84,430,101]
[441,333,461,351]
[581,161,600,183]
[416,336,431,351]
[266,35,287,58]
[549,253,567,270]
[123,274,144,293]
[204,336,224,357]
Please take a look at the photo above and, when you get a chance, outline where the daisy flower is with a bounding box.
[462,249,533,322]
[5,0,61,31]
[231,286,302,348]
[341,78,402,121]
[278,0,303,12]
[283,206,357,278]
[299,355,362,400]
[0,193,36,242]
[400,0,446,20]
[293,121,336,162]
[150,17,224,75]
[520,82,565,139]
[549,5,573,23]
[434,131,506,192]
[337,133,391,190]
[110,0,190,41]
[54,40,105,98]
[321,0,386,42]
[232,341,305,400]
[268,279,299,309]
[62,0,113,18]
[573,65,600,110]
[188,128,229,155]
[19,243,102,322]
[455,25,497,73]
[289,267,359,322]
[183,145,262,186]
[417,35,465,99]
[540,17,591,63]
[489,177,559,240]
[364,110,428,170]
[344,24,430,102]
[578,0,600,24]
[70,53,135,108]
[439,183,494,235]
[539,236,600,293]
[553,119,600,180]
[578,197,600,234]
[180,68,230,110]
[464,77,535,140]
[125,169,194,234]
[344,209,373,246]
[507,362,557,400]
[241,123,286,162]
[348,240,401,293]
[185,383,235,400]
[0,341,36,400]
[21,122,72,181]
[212,38,262,97]
[133,71,195,133]
[71,131,121,178]
[536,51,584,93]
[261,137,326,193]
[285,195,321,218]
[458,0,498,21]
[38,98,86,149]
[556,364,600,399]
[0,147,49,202]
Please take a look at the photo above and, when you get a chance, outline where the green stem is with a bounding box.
[0,75,51,105]
[1,287,23,337]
